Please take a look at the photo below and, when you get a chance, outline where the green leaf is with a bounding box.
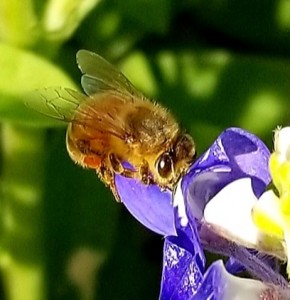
[0,0,39,47]
[42,0,101,42]
[0,43,77,126]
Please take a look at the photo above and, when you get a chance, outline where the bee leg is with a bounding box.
[111,185,122,203]
[99,165,122,203]
[139,160,153,185]
[109,153,136,179]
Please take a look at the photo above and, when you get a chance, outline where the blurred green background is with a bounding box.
[1,0,290,299]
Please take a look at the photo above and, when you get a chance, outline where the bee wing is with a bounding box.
[27,87,130,140]
[77,50,143,98]
[26,87,87,121]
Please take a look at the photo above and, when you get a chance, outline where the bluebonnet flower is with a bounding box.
[115,128,290,299]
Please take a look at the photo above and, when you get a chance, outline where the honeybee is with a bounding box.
[29,50,196,201]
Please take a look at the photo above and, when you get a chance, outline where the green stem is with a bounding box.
[0,124,46,300]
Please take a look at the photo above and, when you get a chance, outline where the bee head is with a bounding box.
[155,133,196,188]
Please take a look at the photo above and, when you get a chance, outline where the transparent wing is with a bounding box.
[77,50,143,98]
[26,87,129,139]
[26,87,87,121]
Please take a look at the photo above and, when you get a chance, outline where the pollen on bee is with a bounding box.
[83,155,102,169]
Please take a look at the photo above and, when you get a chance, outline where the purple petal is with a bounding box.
[225,257,245,274]
[182,127,270,221]
[160,236,203,300]
[115,174,176,236]
[160,209,206,299]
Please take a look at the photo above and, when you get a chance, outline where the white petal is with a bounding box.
[173,180,188,227]
[219,265,274,300]
[203,178,261,247]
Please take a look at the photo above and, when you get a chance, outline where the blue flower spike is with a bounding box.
[115,127,290,299]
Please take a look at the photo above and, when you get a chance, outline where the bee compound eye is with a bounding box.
[156,153,173,179]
